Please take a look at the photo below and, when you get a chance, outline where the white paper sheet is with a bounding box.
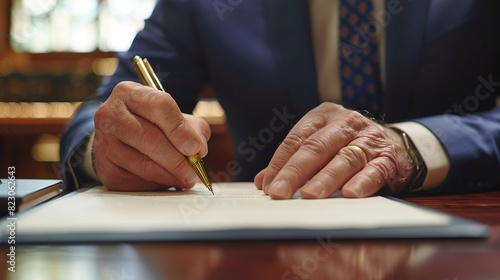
[16,183,452,235]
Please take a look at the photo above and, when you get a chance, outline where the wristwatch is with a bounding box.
[393,128,428,192]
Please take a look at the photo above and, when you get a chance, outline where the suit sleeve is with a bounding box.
[413,106,500,195]
[59,0,207,190]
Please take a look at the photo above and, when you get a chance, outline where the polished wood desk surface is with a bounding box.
[1,191,499,280]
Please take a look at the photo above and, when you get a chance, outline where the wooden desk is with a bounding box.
[1,191,499,279]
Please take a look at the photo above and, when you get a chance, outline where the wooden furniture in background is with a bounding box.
[0,1,235,181]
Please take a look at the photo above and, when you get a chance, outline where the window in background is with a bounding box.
[10,0,158,53]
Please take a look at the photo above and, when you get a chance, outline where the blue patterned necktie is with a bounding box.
[339,0,382,114]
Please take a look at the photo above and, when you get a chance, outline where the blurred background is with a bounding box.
[0,0,233,181]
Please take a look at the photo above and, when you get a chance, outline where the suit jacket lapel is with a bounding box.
[262,0,320,117]
[384,0,430,121]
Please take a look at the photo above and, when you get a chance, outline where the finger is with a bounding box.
[115,81,205,156]
[98,160,170,192]
[300,145,368,199]
[261,104,363,192]
[266,125,351,199]
[262,120,331,193]
[262,135,300,195]
[342,157,392,198]
[261,116,318,193]
[254,168,266,190]
[103,136,197,189]
[94,105,197,186]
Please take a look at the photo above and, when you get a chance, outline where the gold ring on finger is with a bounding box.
[346,145,368,164]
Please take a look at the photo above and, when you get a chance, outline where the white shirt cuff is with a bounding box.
[391,122,450,190]
[83,132,100,181]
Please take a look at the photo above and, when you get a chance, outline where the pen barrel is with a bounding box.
[133,56,156,88]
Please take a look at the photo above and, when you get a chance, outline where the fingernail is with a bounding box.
[199,133,208,157]
[184,171,198,184]
[182,139,200,155]
[268,180,290,199]
[262,187,268,195]
[262,183,269,194]
[345,185,363,198]
[302,182,324,198]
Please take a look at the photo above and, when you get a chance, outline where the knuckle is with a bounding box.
[370,158,397,182]
[148,96,185,138]
[337,147,364,170]
[146,91,165,110]
[358,171,383,188]
[94,103,126,135]
[381,149,414,183]
[265,132,304,175]
[126,85,164,114]
[264,161,284,181]
[150,92,177,117]
[317,102,340,112]
[315,167,338,184]
[168,118,190,139]
[365,129,387,146]
[301,136,328,156]
[281,131,305,152]
[282,162,305,182]
[114,81,133,93]
[344,110,368,130]
[112,81,138,102]
[355,129,391,155]
[94,104,110,126]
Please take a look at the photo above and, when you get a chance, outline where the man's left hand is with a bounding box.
[254,102,416,199]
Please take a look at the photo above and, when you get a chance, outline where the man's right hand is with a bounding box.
[92,81,210,191]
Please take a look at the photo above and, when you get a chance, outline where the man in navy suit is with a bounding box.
[60,0,500,199]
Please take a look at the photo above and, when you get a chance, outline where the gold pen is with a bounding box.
[133,55,214,195]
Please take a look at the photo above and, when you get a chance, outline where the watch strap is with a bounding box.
[392,128,428,192]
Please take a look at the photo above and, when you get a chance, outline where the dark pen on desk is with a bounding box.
[133,55,214,195]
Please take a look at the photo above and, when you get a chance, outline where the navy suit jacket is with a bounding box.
[60,0,500,194]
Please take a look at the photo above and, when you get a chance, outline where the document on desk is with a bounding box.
[5,183,488,243]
